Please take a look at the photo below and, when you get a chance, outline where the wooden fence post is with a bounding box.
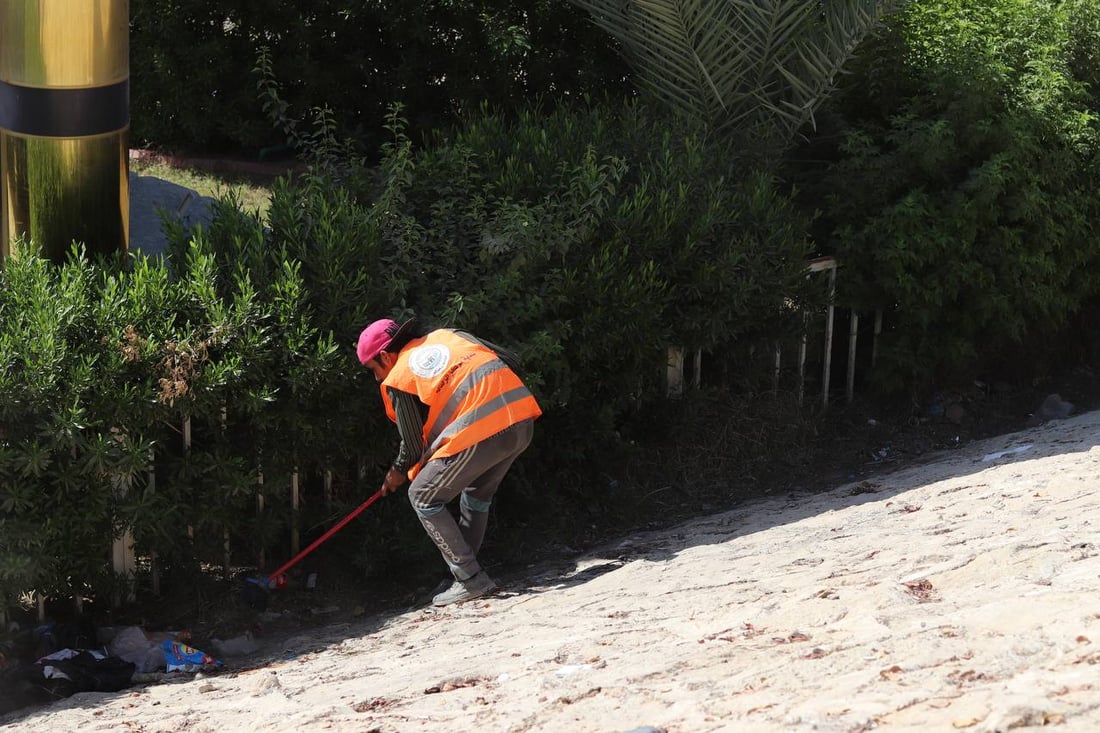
[666,346,685,398]
[111,426,136,607]
[290,469,300,558]
[847,311,859,404]
[257,465,265,570]
[183,416,193,542]
[148,447,160,596]
[820,261,837,408]
[797,256,838,407]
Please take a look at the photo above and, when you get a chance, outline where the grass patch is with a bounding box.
[130,155,276,220]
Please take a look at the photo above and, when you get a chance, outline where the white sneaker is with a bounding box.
[432,573,497,606]
[417,577,452,606]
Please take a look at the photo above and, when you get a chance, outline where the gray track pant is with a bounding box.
[408,419,534,580]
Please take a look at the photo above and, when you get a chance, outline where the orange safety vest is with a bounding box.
[380,329,542,479]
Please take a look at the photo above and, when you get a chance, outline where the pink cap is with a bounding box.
[357,318,400,364]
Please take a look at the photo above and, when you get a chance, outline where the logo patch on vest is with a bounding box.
[409,344,451,378]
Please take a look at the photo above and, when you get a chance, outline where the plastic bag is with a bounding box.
[162,640,221,672]
[106,626,170,673]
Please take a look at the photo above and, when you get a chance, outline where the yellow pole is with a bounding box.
[0,0,129,262]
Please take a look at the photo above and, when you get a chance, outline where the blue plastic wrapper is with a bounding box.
[162,639,222,672]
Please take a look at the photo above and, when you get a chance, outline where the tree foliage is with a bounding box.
[808,0,1100,393]
[130,1,630,153]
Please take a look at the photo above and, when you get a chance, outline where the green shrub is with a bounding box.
[810,0,1100,394]
[0,239,388,606]
[371,100,815,456]
[0,249,148,601]
[1,97,817,606]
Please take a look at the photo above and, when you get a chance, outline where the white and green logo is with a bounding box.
[409,344,451,378]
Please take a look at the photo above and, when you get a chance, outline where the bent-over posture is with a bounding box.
[357,317,541,605]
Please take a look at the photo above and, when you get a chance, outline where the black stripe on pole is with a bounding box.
[0,79,129,137]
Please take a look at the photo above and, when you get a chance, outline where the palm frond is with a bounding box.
[569,0,898,149]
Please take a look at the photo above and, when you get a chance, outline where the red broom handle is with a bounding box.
[266,487,386,583]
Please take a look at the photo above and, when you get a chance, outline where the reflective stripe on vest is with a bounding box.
[380,330,541,477]
[426,358,509,448]
[428,385,535,455]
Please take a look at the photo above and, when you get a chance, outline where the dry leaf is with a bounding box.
[951,669,992,684]
[952,717,981,728]
[880,665,904,680]
[741,622,764,638]
[352,697,392,712]
[903,578,937,601]
[702,627,739,643]
[850,481,880,495]
[772,631,810,644]
[558,687,602,705]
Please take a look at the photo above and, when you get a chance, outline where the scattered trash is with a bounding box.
[130,671,168,684]
[162,639,221,672]
[1,640,138,713]
[211,632,259,657]
[1025,393,1074,427]
[105,626,180,674]
[37,647,134,688]
[981,444,1034,462]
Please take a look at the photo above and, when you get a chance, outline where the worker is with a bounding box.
[357,317,542,605]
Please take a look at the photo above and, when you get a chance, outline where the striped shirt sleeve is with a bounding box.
[387,387,427,473]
